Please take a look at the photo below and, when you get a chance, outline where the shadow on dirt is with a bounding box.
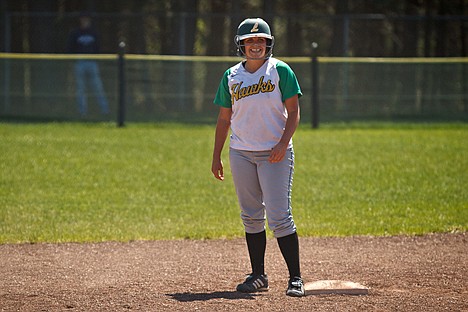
[167,291,259,302]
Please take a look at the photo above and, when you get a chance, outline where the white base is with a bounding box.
[304,280,369,296]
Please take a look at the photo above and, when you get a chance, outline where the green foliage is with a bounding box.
[0,122,466,243]
[5,0,467,56]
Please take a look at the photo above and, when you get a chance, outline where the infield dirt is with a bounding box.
[0,233,466,311]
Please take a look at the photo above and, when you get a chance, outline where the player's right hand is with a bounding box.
[211,158,224,181]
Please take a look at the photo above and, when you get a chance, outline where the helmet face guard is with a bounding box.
[235,18,275,59]
[235,36,275,59]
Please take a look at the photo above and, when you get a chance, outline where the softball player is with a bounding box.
[211,18,304,297]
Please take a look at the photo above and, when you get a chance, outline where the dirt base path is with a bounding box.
[1,233,466,311]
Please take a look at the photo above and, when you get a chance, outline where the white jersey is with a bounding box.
[214,57,302,151]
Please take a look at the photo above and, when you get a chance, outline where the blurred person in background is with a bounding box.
[67,12,109,117]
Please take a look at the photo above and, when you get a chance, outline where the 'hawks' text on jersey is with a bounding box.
[231,76,276,103]
[214,57,302,151]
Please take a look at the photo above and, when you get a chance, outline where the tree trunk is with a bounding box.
[461,0,467,57]
[329,0,349,56]
[400,0,419,57]
[182,0,198,55]
[28,0,56,53]
[286,1,302,56]
[207,0,226,56]
[435,0,448,57]
[423,0,434,57]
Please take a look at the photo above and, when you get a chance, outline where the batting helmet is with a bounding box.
[235,18,275,59]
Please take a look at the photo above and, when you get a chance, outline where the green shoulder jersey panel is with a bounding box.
[214,68,232,108]
[275,60,303,102]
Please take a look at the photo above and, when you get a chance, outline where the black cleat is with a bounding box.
[286,276,305,297]
[236,274,269,293]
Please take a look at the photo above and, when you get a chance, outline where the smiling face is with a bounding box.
[243,37,267,59]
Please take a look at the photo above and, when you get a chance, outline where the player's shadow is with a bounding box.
[167,291,258,302]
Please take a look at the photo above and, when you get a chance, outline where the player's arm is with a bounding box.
[269,95,300,163]
[212,107,232,180]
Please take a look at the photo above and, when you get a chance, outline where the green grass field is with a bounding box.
[0,122,466,243]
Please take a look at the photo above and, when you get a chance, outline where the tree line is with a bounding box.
[2,0,467,57]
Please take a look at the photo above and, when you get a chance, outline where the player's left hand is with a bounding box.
[269,142,287,163]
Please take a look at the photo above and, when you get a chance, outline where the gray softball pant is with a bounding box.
[229,148,297,238]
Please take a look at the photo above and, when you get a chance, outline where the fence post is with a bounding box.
[117,41,126,127]
[311,42,319,129]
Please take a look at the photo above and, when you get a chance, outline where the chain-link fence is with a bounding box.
[1,53,467,124]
